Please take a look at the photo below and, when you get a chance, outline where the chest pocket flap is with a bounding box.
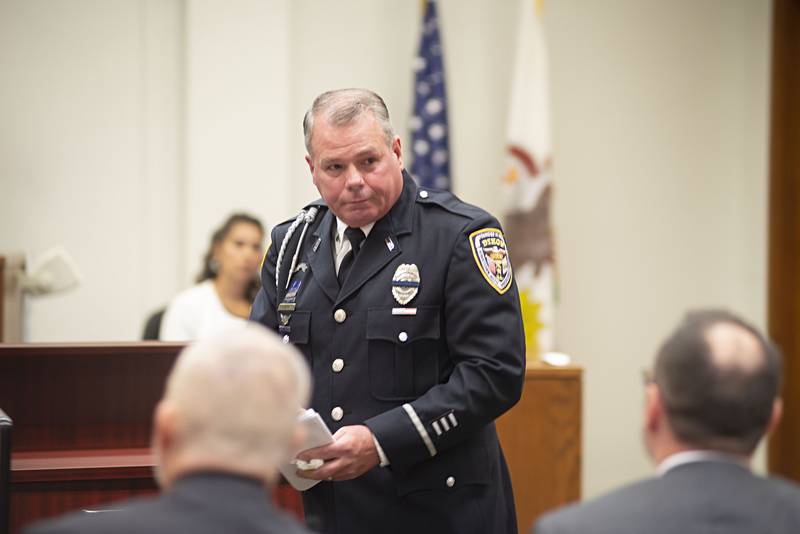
[366,306,441,401]
[366,305,440,343]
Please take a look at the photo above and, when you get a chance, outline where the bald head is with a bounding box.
[154,324,310,486]
[653,309,781,455]
[705,322,763,372]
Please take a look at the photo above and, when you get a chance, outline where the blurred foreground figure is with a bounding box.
[535,309,800,534]
[26,325,313,534]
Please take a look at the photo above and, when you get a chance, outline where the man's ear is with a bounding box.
[392,136,403,169]
[766,398,783,435]
[305,154,315,175]
[289,423,306,455]
[154,400,179,454]
[644,383,662,433]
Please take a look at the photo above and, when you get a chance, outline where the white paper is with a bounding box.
[278,409,334,491]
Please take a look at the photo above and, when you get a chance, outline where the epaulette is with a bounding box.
[274,198,328,228]
[415,188,487,221]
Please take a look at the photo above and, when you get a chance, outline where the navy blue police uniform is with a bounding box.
[251,171,526,534]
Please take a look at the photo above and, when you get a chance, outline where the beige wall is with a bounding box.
[184,0,291,284]
[0,0,184,340]
[0,0,771,504]
[546,0,772,496]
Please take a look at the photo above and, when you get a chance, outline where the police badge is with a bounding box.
[469,228,513,294]
[392,263,420,305]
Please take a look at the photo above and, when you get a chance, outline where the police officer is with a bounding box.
[251,88,526,534]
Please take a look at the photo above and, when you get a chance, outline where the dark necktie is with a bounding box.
[337,227,366,286]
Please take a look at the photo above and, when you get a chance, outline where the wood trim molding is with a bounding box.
[767,0,800,481]
[0,257,5,342]
[11,449,154,483]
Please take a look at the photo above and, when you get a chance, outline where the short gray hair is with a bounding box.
[164,324,310,476]
[303,88,395,155]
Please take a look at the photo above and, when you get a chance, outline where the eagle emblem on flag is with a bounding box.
[469,228,513,294]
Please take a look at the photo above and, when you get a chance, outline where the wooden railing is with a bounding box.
[0,343,580,533]
[0,343,298,533]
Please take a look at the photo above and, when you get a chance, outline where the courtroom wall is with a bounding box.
[0,0,770,503]
[546,0,771,498]
[0,0,185,341]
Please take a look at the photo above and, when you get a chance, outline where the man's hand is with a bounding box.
[295,425,380,481]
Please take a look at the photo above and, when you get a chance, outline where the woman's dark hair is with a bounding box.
[196,213,264,302]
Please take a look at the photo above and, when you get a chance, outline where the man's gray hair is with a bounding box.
[163,324,310,476]
[303,88,396,155]
[654,309,781,455]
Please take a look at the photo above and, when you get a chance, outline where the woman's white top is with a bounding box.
[159,279,248,341]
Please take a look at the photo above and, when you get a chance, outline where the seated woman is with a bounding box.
[159,213,264,341]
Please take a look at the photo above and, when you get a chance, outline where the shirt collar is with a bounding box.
[334,218,375,244]
[655,450,749,477]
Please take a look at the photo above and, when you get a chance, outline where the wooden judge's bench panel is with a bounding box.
[0,344,580,533]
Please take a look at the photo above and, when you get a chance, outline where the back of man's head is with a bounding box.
[654,309,781,455]
[156,324,310,485]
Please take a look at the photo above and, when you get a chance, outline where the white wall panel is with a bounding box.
[183,0,290,284]
[0,0,183,341]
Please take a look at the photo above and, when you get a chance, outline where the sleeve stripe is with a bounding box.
[448,413,458,427]
[402,403,437,457]
[440,417,450,432]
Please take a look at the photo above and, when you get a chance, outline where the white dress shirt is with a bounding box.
[333,218,375,274]
[656,450,749,477]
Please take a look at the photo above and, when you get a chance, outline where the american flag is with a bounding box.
[410,0,451,191]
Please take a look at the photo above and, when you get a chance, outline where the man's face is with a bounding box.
[306,112,404,228]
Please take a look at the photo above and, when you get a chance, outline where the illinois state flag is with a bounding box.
[503,0,556,361]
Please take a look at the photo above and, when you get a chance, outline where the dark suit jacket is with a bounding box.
[534,460,800,534]
[251,171,526,534]
[24,472,312,534]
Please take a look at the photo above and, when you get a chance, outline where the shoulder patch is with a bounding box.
[469,228,513,294]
